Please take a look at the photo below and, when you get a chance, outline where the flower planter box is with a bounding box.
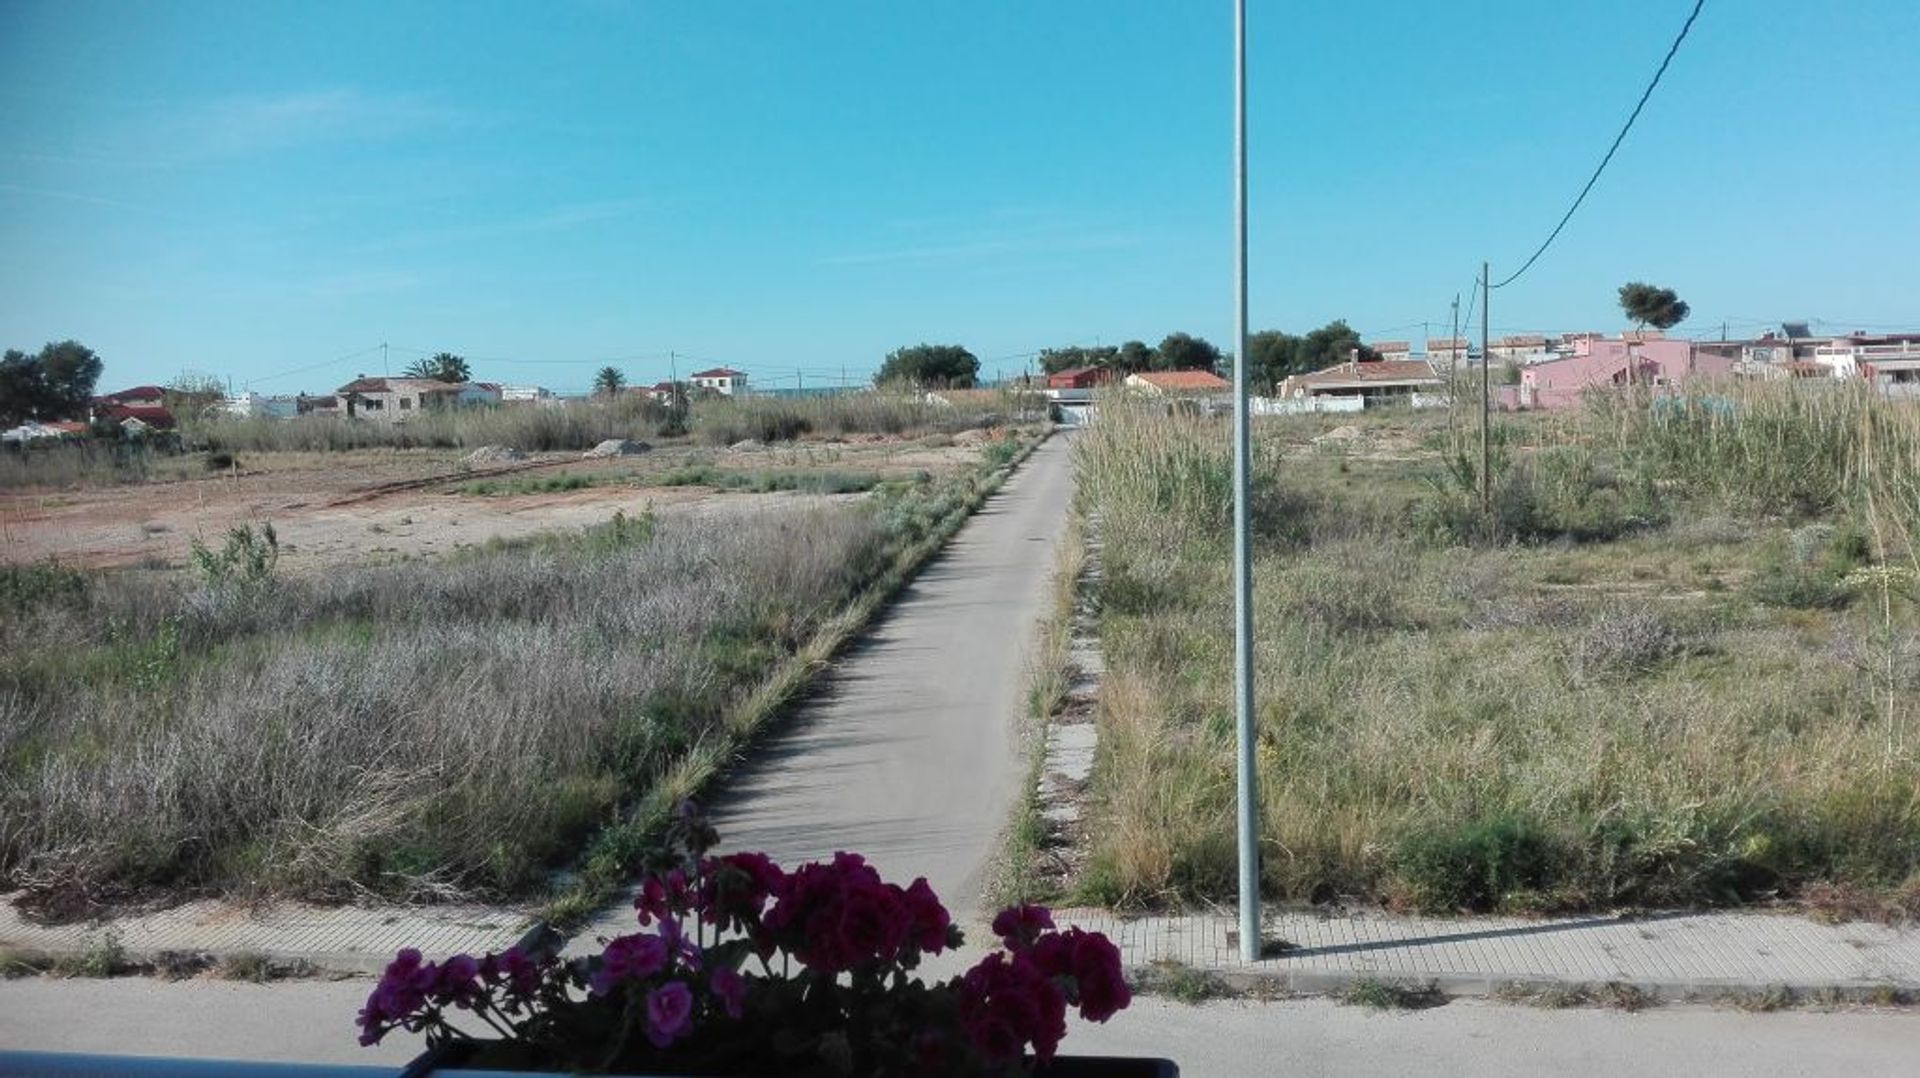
[406,1040,1178,1077]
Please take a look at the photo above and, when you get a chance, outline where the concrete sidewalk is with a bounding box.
[1052,905,1920,999]
[0,892,526,974]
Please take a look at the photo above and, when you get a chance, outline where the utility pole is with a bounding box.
[1449,297,1460,373]
[1230,0,1261,964]
[1447,295,1461,445]
[1480,262,1491,514]
[382,342,389,377]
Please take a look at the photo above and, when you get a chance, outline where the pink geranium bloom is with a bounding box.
[644,981,696,1048]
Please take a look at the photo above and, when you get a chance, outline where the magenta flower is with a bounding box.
[433,954,484,1010]
[480,946,543,1001]
[957,950,1067,1063]
[698,851,786,931]
[990,903,1056,951]
[635,868,692,927]
[709,966,747,1020]
[901,877,953,953]
[591,933,668,996]
[644,981,696,1048]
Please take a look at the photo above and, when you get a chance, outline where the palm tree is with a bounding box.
[404,353,472,383]
[594,366,627,397]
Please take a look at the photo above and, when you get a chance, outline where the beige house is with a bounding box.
[334,377,502,422]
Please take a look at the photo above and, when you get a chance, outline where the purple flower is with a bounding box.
[591,933,668,996]
[433,954,483,1009]
[709,966,747,1020]
[356,948,436,1046]
[636,868,692,927]
[990,904,1055,952]
[901,877,952,953]
[480,946,543,1001]
[644,981,695,1048]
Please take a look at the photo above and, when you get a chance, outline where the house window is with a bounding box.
[399,397,412,411]
[365,398,384,411]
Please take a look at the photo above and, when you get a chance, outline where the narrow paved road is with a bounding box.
[8,977,1918,1077]
[703,432,1076,920]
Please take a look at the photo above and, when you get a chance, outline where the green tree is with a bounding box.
[1151,333,1222,372]
[1037,345,1120,375]
[1112,340,1155,374]
[404,352,472,383]
[1243,320,1379,391]
[0,340,103,424]
[1617,282,1690,334]
[594,366,627,396]
[875,344,979,389]
[165,371,227,416]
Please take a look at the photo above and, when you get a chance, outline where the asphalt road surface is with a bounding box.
[700,431,1077,920]
[4,976,1916,1076]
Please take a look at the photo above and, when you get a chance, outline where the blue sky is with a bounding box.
[2,1,1916,394]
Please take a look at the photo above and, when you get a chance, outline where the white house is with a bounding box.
[689,367,747,396]
[220,393,300,419]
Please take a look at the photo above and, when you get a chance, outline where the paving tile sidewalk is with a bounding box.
[1048,906,1920,998]
[0,891,528,974]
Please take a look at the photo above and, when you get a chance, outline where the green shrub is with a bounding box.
[0,561,89,611]
[1393,815,1563,913]
[1745,529,1856,610]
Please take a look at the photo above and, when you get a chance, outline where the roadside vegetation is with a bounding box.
[167,392,1025,457]
[0,430,1040,912]
[1,391,1035,491]
[1073,382,1920,917]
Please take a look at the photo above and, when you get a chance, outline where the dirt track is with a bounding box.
[0,439,976,573]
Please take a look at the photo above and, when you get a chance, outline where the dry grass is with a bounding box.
[1072,392,1920,915]
[0,435,1037,909]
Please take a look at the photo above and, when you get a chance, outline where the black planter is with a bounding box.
[404,1041,1177,1077]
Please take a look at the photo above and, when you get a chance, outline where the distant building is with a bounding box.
[1369,341,1413,362]
[94,385,168,409]
[1045,366,1113,391]
[1490,334,1552,363]
[500,384,556,405]
[1123,370,1232,396]
[1516,335,1735,410]
[1278,358,1442,402]
[1814,333,1920,391]
[689,367,747,396]
[220,393,299,419]
[333,376,501,422]
[97,404,176,432]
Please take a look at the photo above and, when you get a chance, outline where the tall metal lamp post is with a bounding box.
[1230,0,1261,963]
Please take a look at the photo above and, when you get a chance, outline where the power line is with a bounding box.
[243,344,386,389]
[1491,0,1706,290]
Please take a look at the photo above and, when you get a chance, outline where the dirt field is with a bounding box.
[0,436,983,572]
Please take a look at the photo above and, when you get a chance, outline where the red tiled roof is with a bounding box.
[1368,341,1412,353]
[101,404,176,428]
[99,385,166,403]
[690,367,744,379]
[1128,370,1230,391]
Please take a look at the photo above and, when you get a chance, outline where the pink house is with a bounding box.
[1515,336,1735,410]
